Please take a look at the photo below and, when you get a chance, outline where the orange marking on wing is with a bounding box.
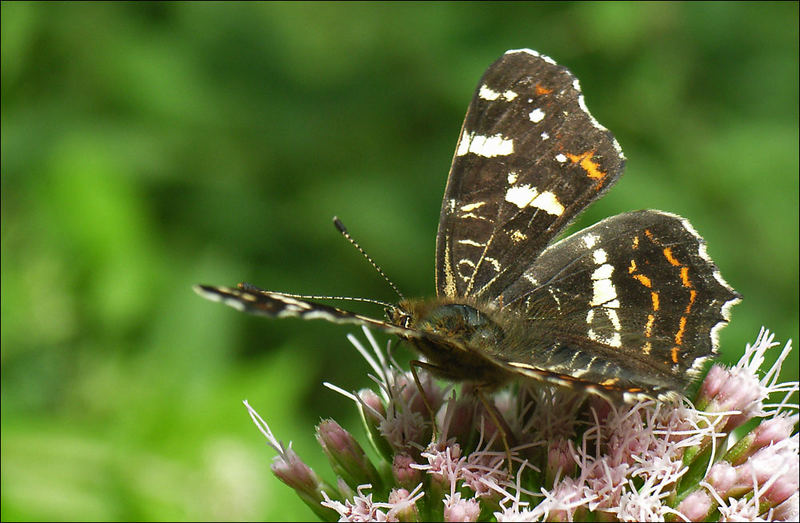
[601,378,620,386]
[645,314,655,337]
[680,266,692,287]
[633,273,652,288]
[675,316,687,345]
[685,289,697,314]
[651,291,660,311]
[535,83,553,95]
[642,341,652,355]
[565,151,607,181]
[632,235,639,249]
[628,259,637,273]
[663,247,681,266]
[671,347,680,364]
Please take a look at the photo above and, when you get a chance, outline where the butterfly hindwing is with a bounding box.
[436,49,626,302]
[490,210,740,398]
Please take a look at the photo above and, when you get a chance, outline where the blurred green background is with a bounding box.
[2,2,797,521]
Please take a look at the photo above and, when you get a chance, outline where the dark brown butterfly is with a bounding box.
[195,49,740,402]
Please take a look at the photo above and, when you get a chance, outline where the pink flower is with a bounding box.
[443,493,481,522]
[246,327,797,521]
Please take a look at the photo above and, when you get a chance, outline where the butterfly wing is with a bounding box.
[491,210,741,399]
[193,285,422,339]
[436,49,625,302]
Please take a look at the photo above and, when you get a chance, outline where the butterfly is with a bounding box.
[195,49,740,402]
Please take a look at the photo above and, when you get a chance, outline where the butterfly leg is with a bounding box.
[409,360,442,444]
[475,387,516,475]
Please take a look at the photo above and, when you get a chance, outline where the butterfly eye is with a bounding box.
[386,307,411,328]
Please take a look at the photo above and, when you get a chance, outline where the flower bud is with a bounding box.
[697,366,762,432]
[393,453,423,490]
[443,493,481,522]
[695,365,727,408]
[336,477,354,501]
[359,388,386,420]
[771,492,799,522]
[724,414,797,466]
[270,447,334,520]
[388,488,421,522]
[316,419,381,491]
[706,462,737,493]
[676,490,713,521]
[358,388,395,461]
[546,439,573,489]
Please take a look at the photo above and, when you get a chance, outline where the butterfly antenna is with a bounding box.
[333,216,405,300]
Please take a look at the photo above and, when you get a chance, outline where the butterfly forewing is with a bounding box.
[194,285,422,339]
[436,49,626,302]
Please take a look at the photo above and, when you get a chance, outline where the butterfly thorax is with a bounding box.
[390,298,514,387]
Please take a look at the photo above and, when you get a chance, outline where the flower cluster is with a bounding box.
[246,328,798,521]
